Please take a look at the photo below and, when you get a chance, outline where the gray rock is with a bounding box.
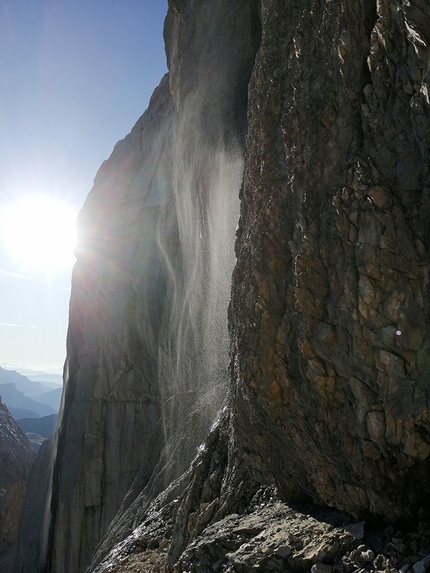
[312,564,333,573]
[14,1,260,571]
[14,0,430,571]
[230,0,430,521]
[345,522,366,540]
[358,547,375,562]
[413,554,430,573]
[0,398,34,558]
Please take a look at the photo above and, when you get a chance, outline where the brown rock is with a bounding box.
[231,0,430,520]
[14,0,430,571]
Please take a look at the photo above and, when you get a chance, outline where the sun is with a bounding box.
[1,194,77,274]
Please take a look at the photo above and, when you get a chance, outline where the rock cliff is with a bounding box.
[0,397,34,564]
[14,0,430,572]
[231,0,430,521]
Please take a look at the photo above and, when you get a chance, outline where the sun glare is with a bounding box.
[1,195,77,274]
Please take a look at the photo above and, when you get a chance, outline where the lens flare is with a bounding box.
[1,194,77,274]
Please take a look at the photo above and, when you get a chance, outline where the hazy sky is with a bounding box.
[0,0,168,371]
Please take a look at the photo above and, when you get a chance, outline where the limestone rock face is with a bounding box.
[231,0,430,520]
[45,77,175,573]
[14,2,260,572]
[12,436,56,572]
[14,0,430,572]
[0,397,34,553]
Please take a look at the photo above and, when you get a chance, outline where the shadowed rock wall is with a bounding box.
[231,0,430,521]
[0,398,34,556]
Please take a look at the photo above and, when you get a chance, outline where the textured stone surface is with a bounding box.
[84,474,430,573]
[230,0,430,521]
[14,0,430,572]
[44,76,175,573]
[12,435,56,572]
[14,2,260,572]
[0,397,34,559]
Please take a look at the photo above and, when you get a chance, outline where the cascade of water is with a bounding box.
[13,1,262,570]
[156,131,242,484]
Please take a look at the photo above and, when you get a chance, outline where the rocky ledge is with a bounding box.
[89,488,430,573]
[87,416,430,573]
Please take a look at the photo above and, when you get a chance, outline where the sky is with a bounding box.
[0,0,168,372]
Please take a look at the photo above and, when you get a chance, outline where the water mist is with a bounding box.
[13,1,262,571]
[155,132,242,487]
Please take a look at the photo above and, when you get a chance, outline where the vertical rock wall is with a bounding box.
[46,78,175,573]
[14,2,260,572]
[0,398,34,555]
[231,0,430,520]
[14,1,430,572]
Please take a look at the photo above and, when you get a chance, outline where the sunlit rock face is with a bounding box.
[14,1,260,572]
[0,398,34,553]
[14,0,430,572]
[231,0,430,521]
[46,78,175,573]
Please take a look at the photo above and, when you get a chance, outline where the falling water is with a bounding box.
[13,2,262,571]
[155,134,242,486]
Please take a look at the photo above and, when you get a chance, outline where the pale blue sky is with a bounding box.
[0,0,168,370]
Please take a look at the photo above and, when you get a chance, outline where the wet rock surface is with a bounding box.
[88,417,430,573]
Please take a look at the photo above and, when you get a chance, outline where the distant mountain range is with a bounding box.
[0,366,62,454]
[16,414,59,452]
[17,414,58,438]
[0,363,63,387]
[0,384,56,418]
[0,366,63,419]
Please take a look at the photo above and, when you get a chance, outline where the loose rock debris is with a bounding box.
[100,498,430,573]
